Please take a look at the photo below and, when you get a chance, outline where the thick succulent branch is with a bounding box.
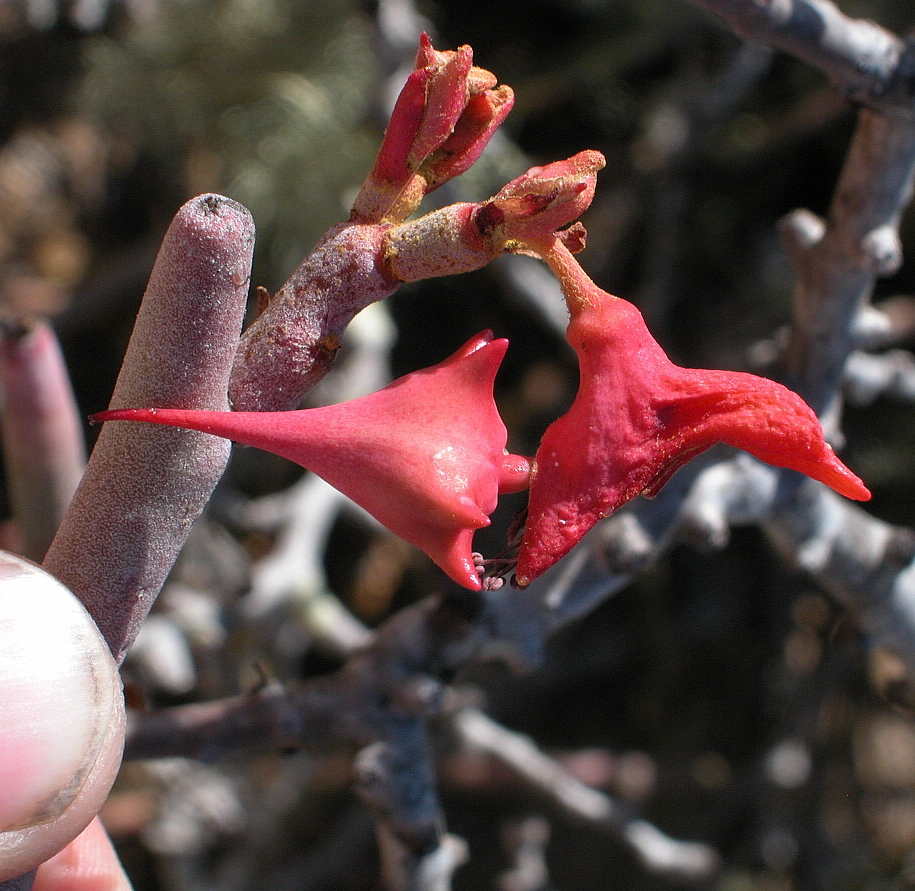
[43,195,254,664]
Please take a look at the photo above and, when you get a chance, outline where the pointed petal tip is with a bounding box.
[846,481,872,502]
[820,456,871,502]
[447,330,508,367]
[416,32,435,66]
[459,329,494,354]
[441,546,484,591]
[460,570,483,591]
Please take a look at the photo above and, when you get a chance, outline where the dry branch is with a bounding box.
[451,708,720,884]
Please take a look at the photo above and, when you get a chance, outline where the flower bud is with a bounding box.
[479,151,606,249]
[353,33,512,223]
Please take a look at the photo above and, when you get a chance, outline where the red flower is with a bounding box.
[514,240,871,587]
[94,333,530,591]
[353,33,514,224]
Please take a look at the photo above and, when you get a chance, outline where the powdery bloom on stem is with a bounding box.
[95,333,530,591]
[228,148,603,413]
[514,240,871,587]
[0,319,86,561]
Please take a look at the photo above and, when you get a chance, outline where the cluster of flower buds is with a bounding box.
[352,33,515,225]
[96,35,870,592]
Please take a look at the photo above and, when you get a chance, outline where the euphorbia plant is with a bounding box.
[3,20,897,891]
[90,33,871,595]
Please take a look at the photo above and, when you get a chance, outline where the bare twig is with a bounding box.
[781,109,915,415]
[356,732,466,891]
[765,483,915,675]
[844,348,915,404]
[451,709,720,884]
[126,588,723,885]
[125,594,482,760]
[874,294,915,343]
[498,816,552,891]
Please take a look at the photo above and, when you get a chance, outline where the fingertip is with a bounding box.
[0,552,125,881]
[32,818,131,891]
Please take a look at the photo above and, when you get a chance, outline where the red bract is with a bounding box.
[94,333,529,591]
[353,33,514,224]
[514,241,871,587]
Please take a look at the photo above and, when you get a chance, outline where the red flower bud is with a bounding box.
[353,34,512,224]
[420,85,514,191]
[477,151,606,248]
[94,333,530,591]
[514,241,870,587]
[384,152,605,285]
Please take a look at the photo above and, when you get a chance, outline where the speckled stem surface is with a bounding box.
[227,207,515,412]
[229,222,398,411]
[43,194,254,664]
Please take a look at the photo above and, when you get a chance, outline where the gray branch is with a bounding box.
[844,348,915,404]
[451,708,720,884]
[781,109,915,415]
[687,0,915,115]
[356,731,466,891]
[765,482,915,676]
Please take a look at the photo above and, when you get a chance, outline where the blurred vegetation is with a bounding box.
[1,0,914,889]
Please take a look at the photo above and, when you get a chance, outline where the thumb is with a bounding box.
[0,552,125,881]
